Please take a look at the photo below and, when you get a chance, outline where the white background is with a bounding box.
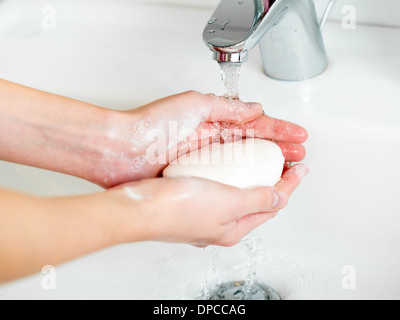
[135,0,400,27]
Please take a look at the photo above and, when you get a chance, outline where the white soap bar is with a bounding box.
[163,139,285,188]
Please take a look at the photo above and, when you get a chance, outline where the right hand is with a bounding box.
[108,163,308,247]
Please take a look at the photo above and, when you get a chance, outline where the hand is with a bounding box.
[0,82,309,282]
[0,80,307,188]
[109,163,308,247]
[0,161,307,283]
[99,91,308,188]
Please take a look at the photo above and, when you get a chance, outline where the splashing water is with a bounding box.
[196,64,281,300]
[197,231,281,300]
[219,63,242,100]
[241,233,261,288]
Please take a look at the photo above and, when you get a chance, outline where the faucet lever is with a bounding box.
[320,0,338,30]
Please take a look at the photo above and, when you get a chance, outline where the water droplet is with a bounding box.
[239,1,244,4]
[221,20,230,31]
[208,17,217,24]
[143,118,152,128]
[208,29,216,34]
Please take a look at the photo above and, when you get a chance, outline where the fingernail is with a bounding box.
[273,190,285,208]
[246,102,263,110]
[294,163,309,180]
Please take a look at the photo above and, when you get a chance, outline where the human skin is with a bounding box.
[0,80,307,188]
[0,79,308,283]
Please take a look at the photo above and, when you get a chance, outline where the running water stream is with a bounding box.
[199,63,280,300]
[219,63,241,100]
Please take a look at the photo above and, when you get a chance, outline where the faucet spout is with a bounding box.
[203,0,337,81]
[203,0,274,64]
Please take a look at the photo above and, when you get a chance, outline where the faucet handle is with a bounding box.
[319,0,337,30]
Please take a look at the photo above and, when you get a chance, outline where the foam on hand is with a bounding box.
[163,138,285,188]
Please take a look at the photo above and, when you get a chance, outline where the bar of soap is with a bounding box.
[163,139,285,188]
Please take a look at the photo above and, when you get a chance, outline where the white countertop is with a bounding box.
[0,0,399,300]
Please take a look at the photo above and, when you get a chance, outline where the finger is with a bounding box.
[174,133,306,165]
[234,211,278,239]
[173,122,222,159]
[276,142,307,162]
[275,163,309,197]
[222,165,309,242]
[234,164,308,219]
[190,123,306,162]
[216,116,308,144]
[205,94,263,124]
[250,116,308,143]
[231,186,282,221]
[192,243,208,249]
[144,91,262,126]
[220,211,277,246]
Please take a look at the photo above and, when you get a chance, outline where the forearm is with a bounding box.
[0,83,273,188]
[0,79,122,186]
[0,188,141,283]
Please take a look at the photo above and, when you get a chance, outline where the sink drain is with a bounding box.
[207,281,281,300]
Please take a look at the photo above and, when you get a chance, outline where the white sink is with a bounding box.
[0,0,399,300]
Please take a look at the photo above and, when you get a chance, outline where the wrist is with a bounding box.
[47,104,123,188]
[97,187,154,244]
[41,192,126,254]
[93,108,145,188]
[94,108,164,189]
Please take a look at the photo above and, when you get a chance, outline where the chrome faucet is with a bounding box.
[203,0,337,81]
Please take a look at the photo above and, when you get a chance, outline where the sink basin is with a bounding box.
[0,0,399,300]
